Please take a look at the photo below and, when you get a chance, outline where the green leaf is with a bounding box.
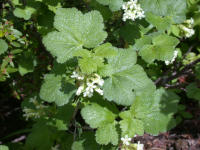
[119,23,141,44]
[186,83,200,101]
[43,31,82,64]
[0,145,9,150]
[139,34,179,63]
[130,88,180,135]
[71,132,100,150]
[40,74,76,106]
[50,104,74,130]
[0,39,8,55]
[43,8,107,63]
[119,118,144,137]
[103,48,156,106]
[13,7,36,20]
[95,122,118,145]
[73,49,91,58]
[25,121,56,150]
[140,0,187,23]
[133,36,152,51]
[96,0,123,11]
[146,13,172,31]
[18,51,37,76]
[79,56,104,74]
[94,43,117,58]
[81,103,116,128]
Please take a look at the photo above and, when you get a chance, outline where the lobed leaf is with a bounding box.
[40,74,76,106]
[43,8,107,63]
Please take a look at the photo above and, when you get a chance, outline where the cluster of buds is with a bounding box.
[121,135,144,150]
[179,18,195,38]
[71,71,104,98]
[165,50,178,65]
[22,98,47,120]
[122,0,145,22]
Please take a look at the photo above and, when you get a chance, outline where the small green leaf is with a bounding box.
[94,43,117,58]
[18,51,37,76]
[13,7,36,20]
[95,122,118,145]
[146,13,172,31]
[96,0,123,11]
[40,74,76,106]
[79,56,104,74]
[81,103,116,128]
[186,83,200,101]
[139,34,179,63]
[0,145,9,150]
[0,39,8,55]
[119,118,144,137]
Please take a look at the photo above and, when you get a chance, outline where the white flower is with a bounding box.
[122,0,145,22]
[73,72,104,97]
[185,28,195,38]
[121,135,131,146]
[95,88,104,95]
[92,73,104,86]
[71,71,79,78]
[137,141,144,150]
[185,18,194,28]
[71,71,84,80]
[76,84,84,95]
[179,22,195,38]
[165,50,178,65]
[181,26,195,38]
[83,90,93,97]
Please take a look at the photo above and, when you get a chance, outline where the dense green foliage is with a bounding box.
[1,0,200,149]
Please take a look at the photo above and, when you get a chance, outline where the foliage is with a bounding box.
[1,0,200,149]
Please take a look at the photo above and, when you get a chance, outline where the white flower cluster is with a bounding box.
[165,50,178,65]
[135,141,144,150]
[71,71,104,98]
[122,0,145,22]
[179,18,195,38]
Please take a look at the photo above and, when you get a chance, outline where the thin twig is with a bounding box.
[155,58,200,86]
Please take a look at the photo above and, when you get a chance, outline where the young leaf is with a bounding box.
[81,103,116,128]
[40,74,76,106]
[94,43,117,58]
[95,122,118,145]
[146,13,172,31]
[43,8,107,63]
[0,39,8,55]
[119,117,144,137]
[13,7,36,20]
[139,34,179,63]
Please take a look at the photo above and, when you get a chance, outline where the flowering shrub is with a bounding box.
[1,0,200,149]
